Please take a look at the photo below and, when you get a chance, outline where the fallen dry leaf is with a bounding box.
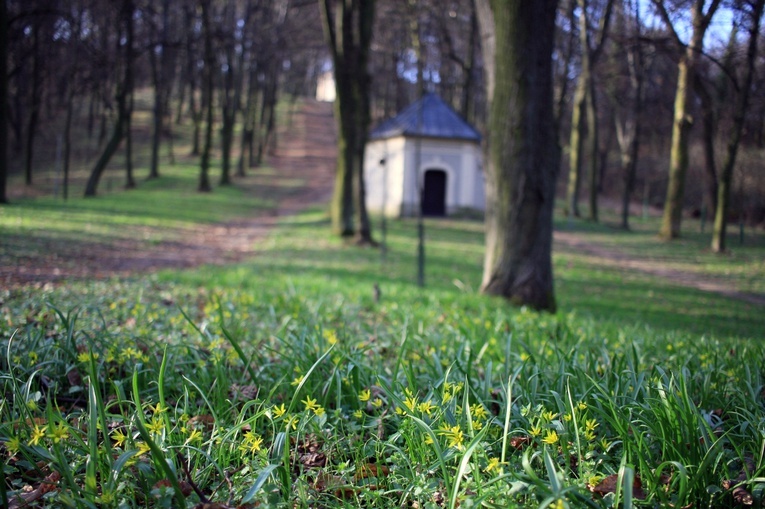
[9,471,61,509]
[589,474,646,500]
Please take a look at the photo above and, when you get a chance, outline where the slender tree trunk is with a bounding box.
[149,45,163,179]
[696,80,718,219]
[565,78,586,217]
[63,93,74,201]
[198,0,214,193]
[586,80,599,221]
[478,0,560,312]
[655,0,721,239]
[123,0,135,189]
[712,0,763,252]
[125,92,135,188]
[85,0,135,197]
[24,26,42,186]
[0,0,7,204]
[84,114,126,196]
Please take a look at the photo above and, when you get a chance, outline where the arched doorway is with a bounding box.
[422,169,447,216]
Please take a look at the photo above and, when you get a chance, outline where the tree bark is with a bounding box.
[478,0,560,312]
[564,0,613,219]
[24,24,42,186]
[653,0,722,239]
[84,0,135,197]
[198,0,214,193]
[319,0,375,242]
[712,0,764,252]
[0,0,7,204]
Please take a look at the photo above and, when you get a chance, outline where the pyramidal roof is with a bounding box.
[369,93,481,143]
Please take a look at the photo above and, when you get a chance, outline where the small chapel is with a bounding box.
[363,93,485,217]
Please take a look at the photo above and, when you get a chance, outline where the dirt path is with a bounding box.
[3,100,336,288]
[554,231,765,307]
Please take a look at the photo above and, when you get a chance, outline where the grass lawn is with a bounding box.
[2,172,765,507]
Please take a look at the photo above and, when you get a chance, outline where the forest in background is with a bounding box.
[1,0,764,235]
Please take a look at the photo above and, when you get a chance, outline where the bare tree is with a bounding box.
[712,0,764,252]
[84,0,136,197]
[651,0,722,239]
[564,0,614,220]
[0,0,8,203]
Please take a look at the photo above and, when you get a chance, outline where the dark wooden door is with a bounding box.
[422,169,447,216]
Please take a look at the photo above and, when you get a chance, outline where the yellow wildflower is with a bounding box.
[577,402,587,411]
[542,430,559,445]
[353,409,363,419]
[403,395,418,413]
[470,403,488,421]
[585,418,598,433]
[418,400,436,416]
[147,417,164,436]
[48,423,70,444]
[29,424,47,446]
[273,403,287,418]
[302,396,319,412]
[542,410,557,422]
[239,432,263,455]
[112,429,128,447]
[484,457,502,474]
[359,389,371,402]
[6,436,21,456]
[529,425,542,437]
[323,329,338,345]
[77,351,99,363]
[136,442,152,456]
[185,429,203,445]
[314,406,326,417]
[372,398,383,408]
[291,375,305,386]
[445,425,465,450]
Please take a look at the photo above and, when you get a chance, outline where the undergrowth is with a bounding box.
[2,280,764,508]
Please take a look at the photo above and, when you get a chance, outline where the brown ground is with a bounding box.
[3,98,763,308]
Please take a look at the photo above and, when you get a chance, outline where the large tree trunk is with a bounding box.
[712,0,764,252]
[320,0,375,242]
[478,0,560,312]
[0,0,8,204]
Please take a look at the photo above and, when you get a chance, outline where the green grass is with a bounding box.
[2,187,764,507]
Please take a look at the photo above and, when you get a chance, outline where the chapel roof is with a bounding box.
[369,93,481,143]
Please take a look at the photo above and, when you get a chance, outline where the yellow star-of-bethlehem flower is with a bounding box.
[112,429,128,447]
[542,430,559,445]
[291,375,305,386]
[29,424,47,446]
[273,403,287,418]
[484,457,501,473]
[418,400,436,416]
[136,442,152,456]
[147,417,165,436]
[302,396,319,412]
[359,389,371,402]
[48,423,70,444]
